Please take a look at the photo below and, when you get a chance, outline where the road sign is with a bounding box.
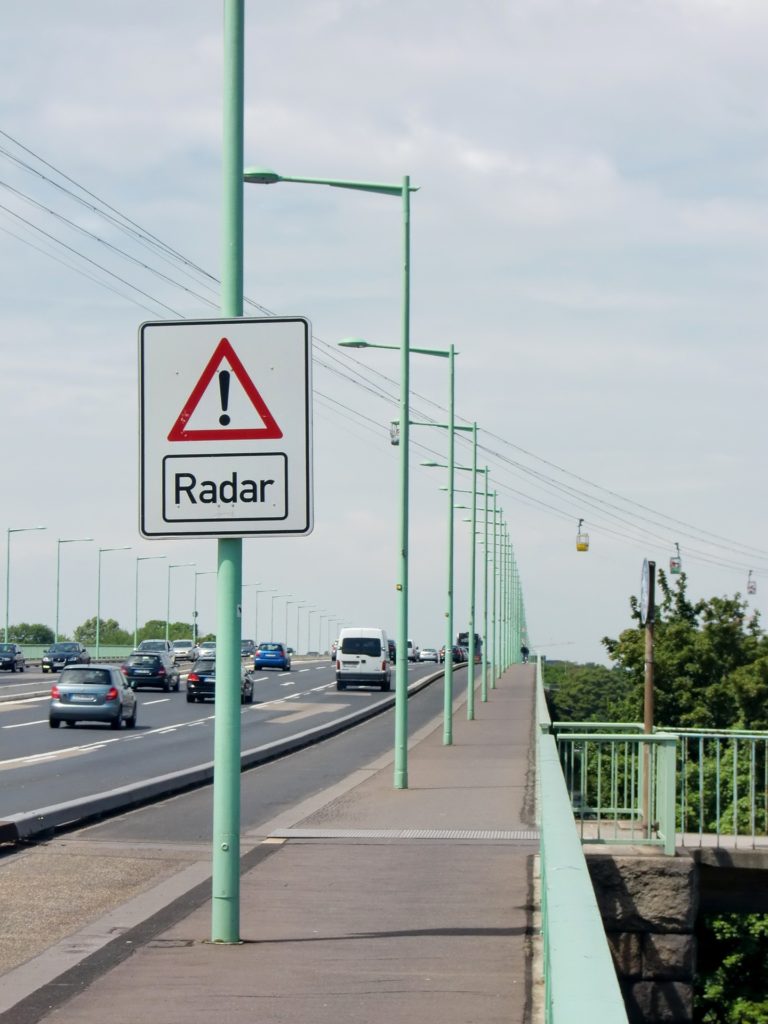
[140,317,312,538]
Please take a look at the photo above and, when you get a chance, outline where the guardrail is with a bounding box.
[674,728,768,848]
[554,727,677,855]
[536,660,629,1023]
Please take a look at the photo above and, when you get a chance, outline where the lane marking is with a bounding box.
[3,719,48,729]
[142,698,171,706]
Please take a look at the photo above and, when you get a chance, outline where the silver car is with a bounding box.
[49,665,137,730]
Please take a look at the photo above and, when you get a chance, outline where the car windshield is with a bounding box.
[49,643,79,653]
[259,643,283,652]
[127,655,160,667]
[341,637,382,657]
[200,643,215,649]
[140,641,166,650]
[60,668,112,686]
[194,659,216,673]
[0,644,14,652]
[172,641,191,649]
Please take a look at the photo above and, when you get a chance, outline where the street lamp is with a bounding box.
[96,546,131,658]
[166,563,195,644]
[135,554,166,649]
[242,582,262,642]
[247,169,418,791]
[421,423,484,720]
[271,594,291,638]
[56,537,93,642]
[193,571,216,645]
[5,526,46,642]
[351,339,468,746]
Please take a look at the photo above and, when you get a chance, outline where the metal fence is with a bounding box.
[675,729,768,848]
[553,724,677,855]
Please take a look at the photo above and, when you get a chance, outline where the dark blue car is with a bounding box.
[254,642,291,671]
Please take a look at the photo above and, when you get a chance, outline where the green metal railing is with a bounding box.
[554,728,677,855]
[536,661,629,1023]
[675,729,768,848]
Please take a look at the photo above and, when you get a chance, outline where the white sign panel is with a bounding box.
[140,317,312,538]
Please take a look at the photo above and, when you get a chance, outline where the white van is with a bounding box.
[336,627,391,691]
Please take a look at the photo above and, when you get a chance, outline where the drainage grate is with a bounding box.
[269,827,539,841]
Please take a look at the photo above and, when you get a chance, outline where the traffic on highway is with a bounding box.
[0,657,446,830]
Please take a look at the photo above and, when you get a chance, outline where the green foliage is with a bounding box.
[602,571,767,729]
[543,660,632,722]
[136,619,193,644]
[7,622,54,644]
[74,617,132,646]
[697,914,768,1023]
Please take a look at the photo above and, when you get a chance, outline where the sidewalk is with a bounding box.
[1,665,538,1024]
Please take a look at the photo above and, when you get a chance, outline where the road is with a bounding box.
[0,658,448,823]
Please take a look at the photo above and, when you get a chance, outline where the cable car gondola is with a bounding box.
[576,518,589,552]
[748,570,757,596]
[669,542,682,575]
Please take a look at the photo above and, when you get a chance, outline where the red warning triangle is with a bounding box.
[167,337,283,442]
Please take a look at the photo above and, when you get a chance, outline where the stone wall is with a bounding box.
[586,853,698,1024]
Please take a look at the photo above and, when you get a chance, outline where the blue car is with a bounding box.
[254,642,291,671]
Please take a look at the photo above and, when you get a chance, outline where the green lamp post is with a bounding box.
[5,525,46,642]
[96,546,130,658]
[135,554,166,650]
[57,537,93,643]
[341,338,463,745]
[244,172,418,790]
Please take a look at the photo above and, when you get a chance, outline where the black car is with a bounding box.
[185,658,254,704]
[121,652,180,692]
[42,642,90,673]
[0,643,25,672]
[240,639,256,658]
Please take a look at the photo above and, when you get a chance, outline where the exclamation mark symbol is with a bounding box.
[218,370,231,426]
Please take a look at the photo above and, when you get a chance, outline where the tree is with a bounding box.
[7,622,54,644]
[601,571,768,729]
[74,617,132,646]
[136,620,193,643]
[543,661,632,723]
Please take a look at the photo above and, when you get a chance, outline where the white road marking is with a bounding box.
[299,668,309,673]
[142,698,171,706]
[280,681,296,687]
[3,719,48,729]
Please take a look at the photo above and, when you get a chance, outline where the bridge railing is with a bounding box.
[536,661,629,1023]
[552,724,677,855]
[674,729,768,848]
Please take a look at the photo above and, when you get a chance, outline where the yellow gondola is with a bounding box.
[576,518,589,552]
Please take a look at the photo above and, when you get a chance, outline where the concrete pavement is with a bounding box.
[0,665,538,1024]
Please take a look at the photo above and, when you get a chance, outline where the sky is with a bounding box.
[1,0,767,664]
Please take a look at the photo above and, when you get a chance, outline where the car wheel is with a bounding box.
[186,693,195,703]
[174,679,180,692]
[42,667,48,673]
[246,689,254,704]
[336,680,346,691]
[382,677,391,691]
[65,720,76,728]
[162,680,170,693]
[126,705,137,729]
[110,714,122,730]
[19,663,25,673]
[49,718,60,729]
[10,664,15,673]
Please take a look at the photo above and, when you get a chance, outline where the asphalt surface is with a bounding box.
[0,664,538,1024]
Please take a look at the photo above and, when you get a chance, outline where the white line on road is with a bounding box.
[2,719,48,729]
[142,698,171,705]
